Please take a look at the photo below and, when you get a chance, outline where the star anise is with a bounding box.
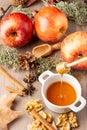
[23,70,38,95]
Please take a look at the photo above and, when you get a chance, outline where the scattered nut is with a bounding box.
[56,114,68,127]
[41,124,47,130]
[26,100,78,130]
[25,99,43,112]
[39,110,53,123]
[56,112,78,130]
[32,119,41,128]
[25,99,54,130]
[31,118,48,130]
[46,113,53,123]
[39,111,47,119]
[35,104,43,112]
[60,121,70,130]
[68,112,78,128]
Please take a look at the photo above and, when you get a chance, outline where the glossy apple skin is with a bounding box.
[61,31,87,70]
[0,12,33,47]
[34,6,68,43]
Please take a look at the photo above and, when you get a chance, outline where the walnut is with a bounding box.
[32,119,48,130]
[56,112,78,130]
[31,110,52,130]
[39,111,47,119]
[39,111,53,123]
[35,104,43,112]
[32,119,41,129]
[68,112,78,128]
[18,51,37,70]
[25,99,54,130]
[46,113,53,123]
[31,115,48,130]
[40,124,47,130]
[25,99,43,113]
[60,121,70,130]
[56,114,68,127]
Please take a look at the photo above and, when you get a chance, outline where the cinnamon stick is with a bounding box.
[0,66,25,91]
[31,109,56,130]
[5,86,24,96]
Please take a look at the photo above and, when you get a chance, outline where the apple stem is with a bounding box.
[59,30,67,37]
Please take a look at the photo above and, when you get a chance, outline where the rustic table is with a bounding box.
[0,0,87,130]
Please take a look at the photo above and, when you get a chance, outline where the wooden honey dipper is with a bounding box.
[56,57,87,74]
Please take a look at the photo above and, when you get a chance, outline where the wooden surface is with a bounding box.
[0,0,87,130]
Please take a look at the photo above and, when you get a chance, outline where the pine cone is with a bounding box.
[9,0,28,6]
[18,51,37,70]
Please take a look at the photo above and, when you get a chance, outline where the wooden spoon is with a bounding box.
[56,57,87,74]
[32,42,61,58]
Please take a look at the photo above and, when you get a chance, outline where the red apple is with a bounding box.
[0,12,33,47]
[34,6,68,43]
[61,31,87,70]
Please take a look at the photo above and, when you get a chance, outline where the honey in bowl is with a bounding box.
[46,81,77,106]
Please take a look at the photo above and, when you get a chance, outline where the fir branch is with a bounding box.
[0,45,19,70]
[36,56,62,74]
[12,5,33,18]
[55,1,87,25]
[42,1,87,25]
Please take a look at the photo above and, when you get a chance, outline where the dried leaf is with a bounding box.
[0,93,22,130]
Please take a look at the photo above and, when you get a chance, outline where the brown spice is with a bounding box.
[18,51,37,71]
[23,70,38,83]
[23,55,61,96]
[0,66,26,91]
[31,110,55,130]
[5,86,24,96]
[23,70,38,95]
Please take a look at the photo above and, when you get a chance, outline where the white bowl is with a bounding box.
[39,70,86,113]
